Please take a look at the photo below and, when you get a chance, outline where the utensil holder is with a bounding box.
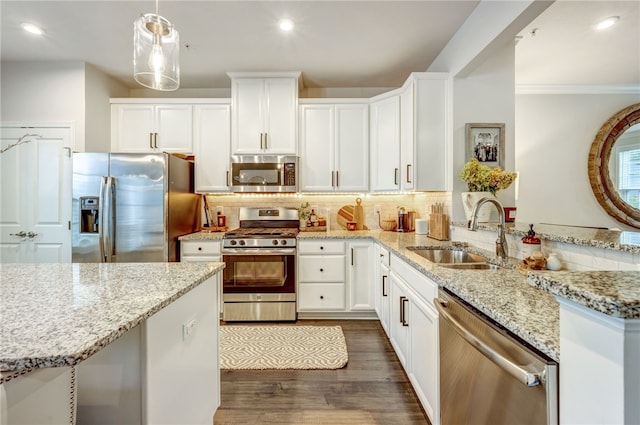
[428,213,449,241]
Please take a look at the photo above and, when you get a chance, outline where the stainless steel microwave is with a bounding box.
[229,155,298,193]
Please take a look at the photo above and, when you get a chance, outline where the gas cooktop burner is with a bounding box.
[224,227,299,239]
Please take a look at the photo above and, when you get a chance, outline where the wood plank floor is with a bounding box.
[214,319,431,425]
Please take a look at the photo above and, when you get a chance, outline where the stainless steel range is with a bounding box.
[222,207,299,321]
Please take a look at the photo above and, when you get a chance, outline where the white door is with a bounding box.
[0,126,72,263]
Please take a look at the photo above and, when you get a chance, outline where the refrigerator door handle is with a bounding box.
[104,176,115,262]
[98,176,107,262]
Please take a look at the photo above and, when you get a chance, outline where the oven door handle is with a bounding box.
[223,248,296,256]
[434,298,543,387]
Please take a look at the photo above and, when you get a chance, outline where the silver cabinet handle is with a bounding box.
[335,171,339,188]
[154,133,158,149]
[382,275,388,297]
[394,168,399,185]
[406,164,412,183]
[10,231,27,237]
[260,133,264,150]
[331,171,335,187]
[149,133,154,149]
[226,170,230,187]
[434,298,543,387]
[351,248,354,266]
[264,133,268,150]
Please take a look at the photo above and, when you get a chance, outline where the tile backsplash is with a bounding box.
[204,192,451,231]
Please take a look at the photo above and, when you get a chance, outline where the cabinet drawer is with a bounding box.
[298,240,345,255]
[298,256,345,282]
[181,255,221,263]
[298,283,345,310]
[181,240,221,256]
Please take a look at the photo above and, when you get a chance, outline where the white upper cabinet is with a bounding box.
[193,103,231,193]
[404,73,451,191]
[229,73,299,155]
[111,102,193,153]
[299,102,368,192]
[400,87,415,191]
[370,95,401,192]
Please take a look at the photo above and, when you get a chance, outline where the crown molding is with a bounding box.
[515,84,640,95]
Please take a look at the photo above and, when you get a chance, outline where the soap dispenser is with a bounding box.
[521,224,541,259]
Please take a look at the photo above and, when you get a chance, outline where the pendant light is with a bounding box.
[133,0,180,91]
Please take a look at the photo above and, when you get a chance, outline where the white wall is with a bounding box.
[451,43,517,223]
[515,92,640,230]
[0,61,128,152]
[1,61,85,150]
[85,63,128,152]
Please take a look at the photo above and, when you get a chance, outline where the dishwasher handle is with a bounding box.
[434,297,543,387]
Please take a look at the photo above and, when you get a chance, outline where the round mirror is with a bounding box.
[588,103,640,229]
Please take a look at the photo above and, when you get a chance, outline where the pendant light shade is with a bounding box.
[133,13,180,91]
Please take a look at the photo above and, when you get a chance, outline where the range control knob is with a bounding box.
[272,239,279,246]
[239,240,246,246]
[230,240,237,246]
[281,240,287,246]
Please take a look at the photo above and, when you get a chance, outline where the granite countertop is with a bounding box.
[528,271,640,319]
[0,262,224,381]
[179,231,225,241]
[452,221,640,254]
[300,230,560,361]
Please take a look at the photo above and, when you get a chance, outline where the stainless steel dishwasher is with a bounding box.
[434,289,558,425]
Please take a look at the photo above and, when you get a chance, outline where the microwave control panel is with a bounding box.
[284,163,296,186]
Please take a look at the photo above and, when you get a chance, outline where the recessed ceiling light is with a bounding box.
[21,22,44,35]
[595,16,620,31]
[279,19,294,32]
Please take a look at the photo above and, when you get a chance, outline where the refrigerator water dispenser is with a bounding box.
[80,196,99,233]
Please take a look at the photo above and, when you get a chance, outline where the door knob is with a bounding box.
[27,232,38,238]
[10,231,27,237]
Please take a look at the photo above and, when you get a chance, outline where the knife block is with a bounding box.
[428,213,449,241]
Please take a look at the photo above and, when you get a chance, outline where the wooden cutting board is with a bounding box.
[353,198,364,230]
[337,203,368,230]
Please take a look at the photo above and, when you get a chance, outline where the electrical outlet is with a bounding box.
[215,206,224,216]
[182,318,197,341]
[374,205,381,216]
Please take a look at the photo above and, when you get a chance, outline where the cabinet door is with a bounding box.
[263,78,297,154]
[155,105,193,153]
[112,104,155,152]
[378,262,391,336]
[400,86,415,191]
[348,241,374,311]
[335,104,369,192]
[194,104,231,192]
[231,79,264,154]
[389,272,410,368]
[408,298,439,425]
[299,104,334,191]
[414,76,449,191]
[370,96,400,191]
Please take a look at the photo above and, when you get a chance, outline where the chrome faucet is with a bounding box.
[468,197,508,260]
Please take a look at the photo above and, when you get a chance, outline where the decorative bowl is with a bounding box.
[381,219,397,231]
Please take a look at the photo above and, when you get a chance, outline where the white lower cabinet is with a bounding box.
[297,239,374,315]
[297,240,346,312]
[348,241,374,311]
[180,239,223,315]
[383,250,440,425]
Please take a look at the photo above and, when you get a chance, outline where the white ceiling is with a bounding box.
[1,1,638,91]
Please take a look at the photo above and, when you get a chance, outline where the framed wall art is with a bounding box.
[465,123,505,169]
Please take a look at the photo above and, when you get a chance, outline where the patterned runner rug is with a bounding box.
[220,325,348,370]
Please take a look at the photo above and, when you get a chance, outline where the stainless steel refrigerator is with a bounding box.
[72,153,200,263]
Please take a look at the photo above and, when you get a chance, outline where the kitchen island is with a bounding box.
[0,262,224,425]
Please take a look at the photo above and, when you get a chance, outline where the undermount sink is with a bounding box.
[407,247,487,264]
[406,247,503,270]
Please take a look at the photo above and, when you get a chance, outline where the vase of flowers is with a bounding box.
[460,159,517,222]
[298,202,311,228]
